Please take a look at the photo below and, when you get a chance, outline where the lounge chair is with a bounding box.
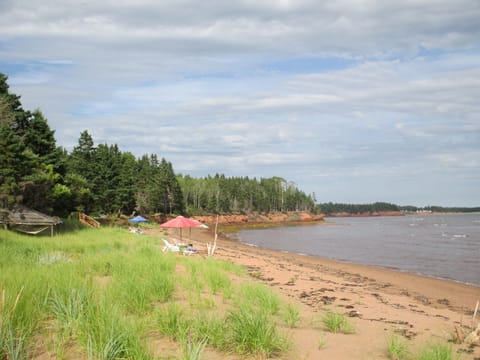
[174,239,198,255]
[162,239,180,253]
[162,239,197,255]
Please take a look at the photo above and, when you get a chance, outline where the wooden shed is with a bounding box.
[0,205,62,236]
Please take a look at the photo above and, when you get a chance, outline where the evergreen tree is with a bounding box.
[0,124,34,207]
[67,131,96,213]
[24,110,57,164]
[69,130,95,175]
[117,152,138,215]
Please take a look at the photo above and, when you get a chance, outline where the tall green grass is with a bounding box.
[1,287,31,360]
[0,227,291,358]
[240,283,281,315]
[157,302,189,342]
[0,228,162,358]
[108,251,176,313]
[155,303,288,357]
[226,306,287,357]
[81,297,151,360]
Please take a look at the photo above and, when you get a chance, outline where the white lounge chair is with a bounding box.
[162,239,197,255]
[162,239,180,253]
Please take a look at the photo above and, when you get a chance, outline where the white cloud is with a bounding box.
[1,0,479,206]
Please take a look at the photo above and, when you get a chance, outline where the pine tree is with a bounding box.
[66,131,96,213]
[0,124,35,207]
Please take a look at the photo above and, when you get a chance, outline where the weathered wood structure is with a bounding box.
[0,205,62,236]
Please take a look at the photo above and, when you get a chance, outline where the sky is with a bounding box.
[1,0,479,207]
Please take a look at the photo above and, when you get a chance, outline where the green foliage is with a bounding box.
[181,337,207,360]
[318,201,400,215]
[0,124,34,206]
[322,311,355,334]
[226,306,287,357]
[109,252,176,313]
[386,335,410,360]
[0,227,295,358]
[283,303,301,328]
[81,298,151,360]
[156,302,189,341]
[240,283,281,315]
[0,288,32,360]
[204,265,232,295]
[318,202,480,214]
[178,174,316,215]
[0,74,61,212]
[417,343,455,360]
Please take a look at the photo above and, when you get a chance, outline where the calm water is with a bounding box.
[237,214,480,286]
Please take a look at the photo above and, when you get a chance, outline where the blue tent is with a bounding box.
[129,215,147,223]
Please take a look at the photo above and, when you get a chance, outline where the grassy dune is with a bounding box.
[0,225,291,359]
[0,224,465,359]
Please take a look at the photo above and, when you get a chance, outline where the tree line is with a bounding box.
[317,202,480,215]
[179,175,316,215]
[317,202,400,215]
[0,73,315,217]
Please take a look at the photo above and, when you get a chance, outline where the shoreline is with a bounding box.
[221,232,480,312]
[151,225,480,358]
[239,238,480,288]
[220,213,479,289]
[180,225,480,312]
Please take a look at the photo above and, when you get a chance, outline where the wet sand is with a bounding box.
[154,226,480,359]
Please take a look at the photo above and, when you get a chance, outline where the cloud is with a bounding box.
[1,0,479,206]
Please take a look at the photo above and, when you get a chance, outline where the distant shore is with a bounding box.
[326,211,403,217]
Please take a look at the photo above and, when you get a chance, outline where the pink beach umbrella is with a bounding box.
[159,215,201,241]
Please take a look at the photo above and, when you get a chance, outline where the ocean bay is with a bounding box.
[237,213,480,286]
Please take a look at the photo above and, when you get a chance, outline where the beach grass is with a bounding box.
[0,226,291,359]
[386,335,410,360]
[283,303,301,328]
[226,305,288,356]
[417,343,456,360]
[240,282,281,315]
[322,311,355,334]
[181,337,207,360]
[384,337,457,360]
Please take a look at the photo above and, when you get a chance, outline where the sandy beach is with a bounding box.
[154,225,480,359]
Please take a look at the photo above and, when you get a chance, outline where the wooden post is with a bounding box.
[473,300,479,330]
[207,215,219,257]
